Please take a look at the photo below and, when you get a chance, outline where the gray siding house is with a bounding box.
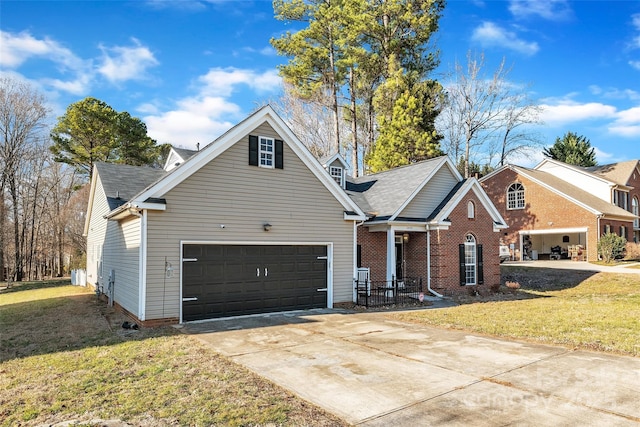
[84,106,365,325]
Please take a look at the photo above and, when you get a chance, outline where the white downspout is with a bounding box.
[426,227,443,298]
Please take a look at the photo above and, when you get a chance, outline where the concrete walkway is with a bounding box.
[184,310,640,426]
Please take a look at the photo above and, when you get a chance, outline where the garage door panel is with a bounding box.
[182,244,328,321]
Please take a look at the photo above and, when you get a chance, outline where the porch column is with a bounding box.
[386,227,395,282]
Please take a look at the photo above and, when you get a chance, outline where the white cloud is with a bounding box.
[0,30,92,95]
[593,146,616,164]
[588,85,640,101]
[608,106,640,138]
[0,30,84,69]
[471,22,539,56]
[144,96,240,147]
[199,67,281,97]
[632,13,640,47]
[97,38,159,83]
[539,101,617,125]
[630,60,640,71]
[142,68,281,147]
[508,0,572,21]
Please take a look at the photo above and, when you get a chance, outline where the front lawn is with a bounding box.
[0,281,347,426]
[394,270,640,356]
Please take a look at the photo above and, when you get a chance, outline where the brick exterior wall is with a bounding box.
[480,168,636,262]
[357,192,501,296]
[429,194,501,296]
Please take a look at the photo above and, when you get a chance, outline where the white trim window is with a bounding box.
[330,166,343,186]
[259,137,274,168]
[507,183,525,210]
[467,201,475,219]
[633,197,639,229]
[464,234,477,285]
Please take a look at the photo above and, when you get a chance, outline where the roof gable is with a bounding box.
[511,165,635,219]
[163,147,198,171]
[428,178,507,228]
[347,156,462,219]
[129,105,365,219]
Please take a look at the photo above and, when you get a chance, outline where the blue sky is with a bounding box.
[2,0,639,167]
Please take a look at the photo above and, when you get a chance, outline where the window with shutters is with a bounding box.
[464,234,476,285]
[249,135,283,169]
[633,197,639,229]
[259,137,274,168]
[506,183,525,210]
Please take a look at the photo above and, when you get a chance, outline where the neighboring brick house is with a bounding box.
[480,158,639,262]
[343,156,507,296]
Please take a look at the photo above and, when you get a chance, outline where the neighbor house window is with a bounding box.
[633,197,639,229]
[605,224,611,234]
[467,201,475,219]
[620,226,627,240]
[330,166,343,186]
[259,137,274,168]
[507,183,525,210]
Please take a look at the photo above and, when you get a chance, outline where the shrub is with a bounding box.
[624,242,640,261]
[598,232,626,263]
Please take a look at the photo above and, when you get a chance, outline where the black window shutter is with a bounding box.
[248,135,258,166]
[459,244,466,286]
[477,244,484,285]
[275,139,284,169]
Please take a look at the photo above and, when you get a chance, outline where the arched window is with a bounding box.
[464,234,477,285]
[507,183,525,210]
[633,197,639,229]
[467,201,475,219]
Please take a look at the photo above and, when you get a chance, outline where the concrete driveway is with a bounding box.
[183,309,640,426]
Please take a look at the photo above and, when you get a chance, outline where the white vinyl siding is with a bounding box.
[144,122,354,320]
[400,166,459,218]
[86,175,110,288]
[86,175,141,317]
[102,217,140,316]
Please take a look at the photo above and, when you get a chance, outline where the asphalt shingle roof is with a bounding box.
[95,162,166,210]
[585,160,639,187]
[173,147,198,161]
[346,157,445,218]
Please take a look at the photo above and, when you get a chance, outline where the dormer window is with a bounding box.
[330,166,343,187]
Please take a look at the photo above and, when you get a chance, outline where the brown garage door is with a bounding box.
[182,244,328,321]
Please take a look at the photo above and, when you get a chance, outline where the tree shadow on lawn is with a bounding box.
[454,267,599,305]
[0,292,177,363]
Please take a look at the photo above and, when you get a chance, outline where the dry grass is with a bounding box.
[0,281,348,426]
[394,270,640,356]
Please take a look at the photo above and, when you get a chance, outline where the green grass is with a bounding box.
[394,272,640,356]
[0,282,346,427]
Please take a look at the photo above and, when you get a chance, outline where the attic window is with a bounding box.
[248,135,284,169]
[330,166,343,186]
[467,201,475,219]
[260,137,274,168]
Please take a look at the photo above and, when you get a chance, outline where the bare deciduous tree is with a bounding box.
[0,77,50,282]
[438,52,542,177]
